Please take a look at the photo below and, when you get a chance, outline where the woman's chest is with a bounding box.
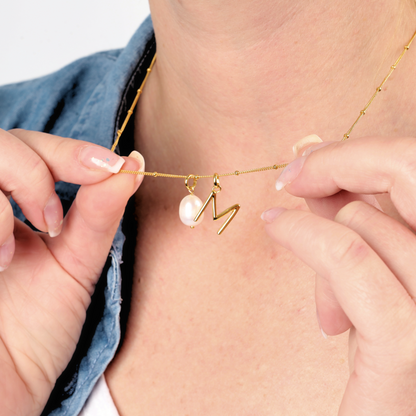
[106,218,350,415]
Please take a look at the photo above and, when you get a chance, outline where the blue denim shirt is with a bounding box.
[0,15,155,416]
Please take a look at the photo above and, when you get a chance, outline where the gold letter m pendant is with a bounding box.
[194,174,240,235]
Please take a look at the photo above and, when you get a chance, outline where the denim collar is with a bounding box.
[39,16,155,416]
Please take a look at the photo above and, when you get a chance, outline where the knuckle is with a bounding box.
[22,152,52,189]
[46,138,72,179]
[1,132,52,192]
[325,229,370,271]
[396,140,416,185]
[334,200,372,227]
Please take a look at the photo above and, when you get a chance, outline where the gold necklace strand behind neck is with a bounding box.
[111,29,416,234]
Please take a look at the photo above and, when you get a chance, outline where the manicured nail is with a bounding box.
[275,156,307,191]
[316,310,328,339]
[302,141,335,157]
[128,151,145,187]
[128,150,145,171]
[79,146,125,173]
[261,207,287,224]
[44,192,64,237]
[292,134,323,157]
[0,234,15,272]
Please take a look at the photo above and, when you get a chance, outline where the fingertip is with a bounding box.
[128,150,145,171]
[274,156,308,192]
[78,145,126,173]
[261,207,287,224]
[316,310,328,339]
[44,192,64,237]
[301,140,336,157]
[74,153,145,230]
[124,151,145,190]
[275,180,285,191]
[48,223,63,238]
[292,134,323,157]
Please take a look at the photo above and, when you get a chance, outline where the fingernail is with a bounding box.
[128,150,145,187]
[275,156,307,191]
[79,146,125,173]
[261,207,287,224]
[292,134,323,157]
[302,141,335,157]
[128,150,145,171]
[0,234,15,272]
[316,310,328,339]
[44,192,63,238]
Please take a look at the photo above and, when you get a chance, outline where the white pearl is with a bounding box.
[179,194,204,226]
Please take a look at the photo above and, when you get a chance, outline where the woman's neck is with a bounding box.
[107,6,416,414]
[136,0,416,176]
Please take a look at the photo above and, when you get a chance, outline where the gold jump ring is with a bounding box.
[185,174,198,194]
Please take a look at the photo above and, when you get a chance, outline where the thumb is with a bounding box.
[45,151,144,293]
[291,135,383,220]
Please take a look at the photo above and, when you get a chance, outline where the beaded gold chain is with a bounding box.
[111,29,416,234]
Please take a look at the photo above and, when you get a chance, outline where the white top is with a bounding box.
[78,375,120,416]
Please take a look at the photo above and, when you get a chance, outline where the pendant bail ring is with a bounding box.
[185,174,198,194]
[212,173,222,193]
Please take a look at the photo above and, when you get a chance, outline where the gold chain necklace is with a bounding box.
[111,29,416,235]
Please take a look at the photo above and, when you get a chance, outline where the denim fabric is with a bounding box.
[0,15,155,416]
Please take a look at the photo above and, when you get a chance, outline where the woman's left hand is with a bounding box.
[263,136,416,415]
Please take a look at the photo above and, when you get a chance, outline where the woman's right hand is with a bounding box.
[0,128,144,416]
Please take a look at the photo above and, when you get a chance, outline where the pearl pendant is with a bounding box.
[179,194,204,226]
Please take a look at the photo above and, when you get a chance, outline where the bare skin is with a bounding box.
[0,1,416,415]
[105,0,416,415]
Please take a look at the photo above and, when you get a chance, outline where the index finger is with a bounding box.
[2,129,125,234]
[284,136,416,229]
[9,129,126,183]
[265,208,416,342]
